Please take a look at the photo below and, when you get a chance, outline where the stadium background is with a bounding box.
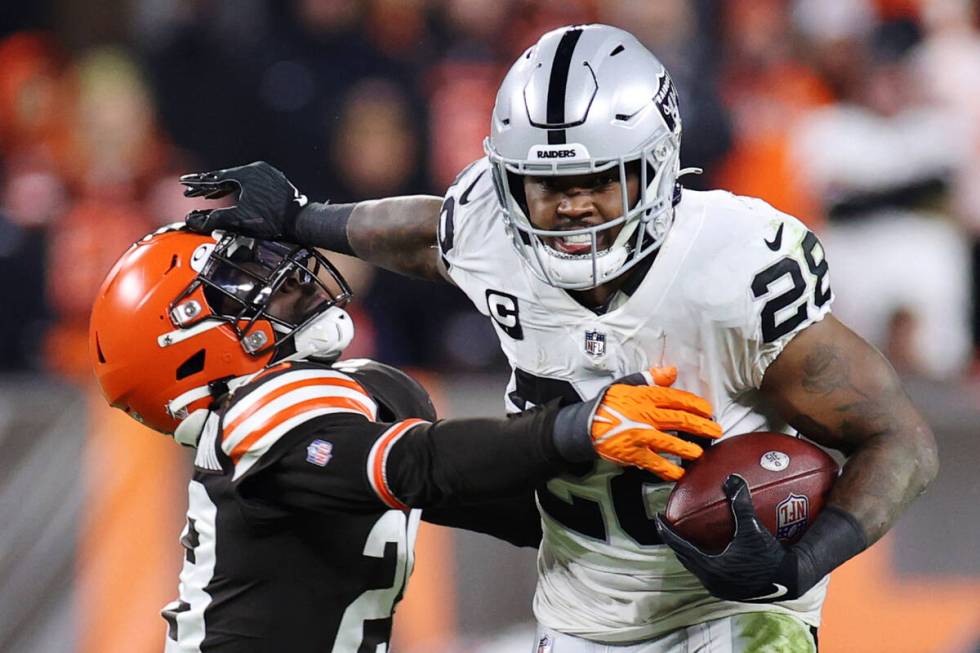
[0,0,978,651]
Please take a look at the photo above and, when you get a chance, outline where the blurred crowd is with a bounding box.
[1,0,978,379]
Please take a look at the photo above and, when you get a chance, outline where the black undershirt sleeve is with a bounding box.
[293,202,356,255]
[239,401,568,521]
[421,491,543,548]
[385,400,566,509]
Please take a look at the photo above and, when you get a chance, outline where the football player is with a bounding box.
[90,225,722,652]
[180,25,939,652]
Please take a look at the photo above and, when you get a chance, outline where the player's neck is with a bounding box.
[569,277,628,313]
[566,251,657,314]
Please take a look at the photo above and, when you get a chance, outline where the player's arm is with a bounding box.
[657,315,939,602]
[236,409,565,518]
[420,492,543,548]
[246,379,721,511]
[239,413,548,546]
[343,196,446,281]
[760,313,939,543]
[657,216,938,603]
[179,161,448,281]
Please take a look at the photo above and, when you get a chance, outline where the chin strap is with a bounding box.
[291,306,354,361]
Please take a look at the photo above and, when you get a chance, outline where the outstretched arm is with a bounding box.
[761,313,939,544]
[315,196,445,281]
[180,161,448,281]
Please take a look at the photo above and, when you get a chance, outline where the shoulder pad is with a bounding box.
[332,359,436,422]
[438,157,496,269]
[221,362,378,479]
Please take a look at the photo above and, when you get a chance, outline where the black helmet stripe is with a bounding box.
[545,27,583,145]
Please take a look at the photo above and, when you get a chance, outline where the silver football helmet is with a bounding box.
[485,24,683,290]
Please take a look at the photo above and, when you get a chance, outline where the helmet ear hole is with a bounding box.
[95,334,107,364]
[176,349,206,380]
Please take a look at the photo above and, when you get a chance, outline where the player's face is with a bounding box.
[523,168,641,256]
[215,260,331,325]
[265,269,331,324]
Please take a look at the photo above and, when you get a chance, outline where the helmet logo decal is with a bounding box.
[654,72,681,135]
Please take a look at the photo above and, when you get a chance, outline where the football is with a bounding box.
[663,432,839,553]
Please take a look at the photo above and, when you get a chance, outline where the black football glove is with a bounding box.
[180,161,307,240]
[654,474,811,602]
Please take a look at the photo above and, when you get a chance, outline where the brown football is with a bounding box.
[663,432,839,554]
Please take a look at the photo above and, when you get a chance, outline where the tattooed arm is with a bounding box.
[761,314,939,543]
[653,313,935,602]
[345,196,447,281]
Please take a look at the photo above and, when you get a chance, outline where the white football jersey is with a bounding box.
[438,158,835,642]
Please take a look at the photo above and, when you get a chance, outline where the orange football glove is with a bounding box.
[589,367,721,481]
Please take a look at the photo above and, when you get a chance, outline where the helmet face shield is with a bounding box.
[172,235,352,355]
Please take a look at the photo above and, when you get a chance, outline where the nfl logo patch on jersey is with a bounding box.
[775,493,809,540]
[306,439,333,467]
[536,635,553,653]
[584,330,606,357]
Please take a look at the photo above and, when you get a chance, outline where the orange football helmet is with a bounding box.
[90,225,352,434]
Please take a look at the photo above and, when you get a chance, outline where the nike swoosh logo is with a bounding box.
[747,583,789,601]
[459,170,487,205]
[765,223,784,251]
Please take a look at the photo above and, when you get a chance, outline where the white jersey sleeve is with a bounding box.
[678,191,834,394]
[437,157,505,313]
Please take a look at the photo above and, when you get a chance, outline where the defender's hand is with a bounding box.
[655,474,805,602]
[180,161,307,239]
[590,381,721,480]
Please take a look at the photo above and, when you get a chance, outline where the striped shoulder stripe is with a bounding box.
[366,419,429,510]
[229,405,364,481]
[221,369,378,468]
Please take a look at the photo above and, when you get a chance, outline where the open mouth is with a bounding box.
[545,230,609,257]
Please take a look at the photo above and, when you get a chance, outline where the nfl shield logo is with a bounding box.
[584,330,606,357]
[536,635,553,653]
[306,439,333,467]
[775,493,809,540]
